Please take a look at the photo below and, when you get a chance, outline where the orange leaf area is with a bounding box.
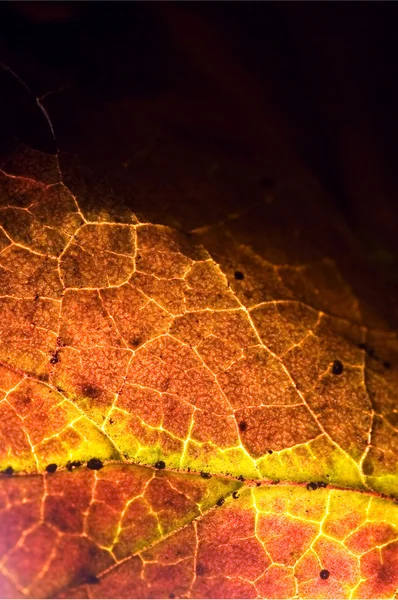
[0,147,398,598]
[0,465,397,599]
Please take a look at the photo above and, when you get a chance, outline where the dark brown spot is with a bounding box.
[2,466,13,476]
[82,384,101,399]
[130,337,141,347]
[331,360,344,375]
[268,449,273,454]
[46,463,57,474]
[86,574,100,585]
[169,595,175,599]
[316,481,327,488]
[38,373,49,382]
[363,460,374,475]
[234,271,244,281]
[320,569,330,580]
[155,460,166,470]
[232,491,239,499]
[307,482,318,491]
[196,564,206,576]
[200,471,211,479]
[383,361,392,369]
[238,421,247,432]
[49,351,59,365]
[87,458,103,470]
[216,498,225,506]
[238,475,245,482]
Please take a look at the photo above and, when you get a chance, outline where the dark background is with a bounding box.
[1,2,398,298]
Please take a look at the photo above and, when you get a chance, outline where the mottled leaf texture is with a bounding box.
[0,146,397,600]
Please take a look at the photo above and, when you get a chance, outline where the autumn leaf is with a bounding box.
[0,145,397,600]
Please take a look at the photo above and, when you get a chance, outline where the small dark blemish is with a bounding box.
[46,463,58,474]
[169,594,175,599]
[3,466,13,476]
[86,574,100,585]
[331,360,344,375]
[316,481,327,488]
[130,337,141,347]
[234,271,244,281]
[196,564,206,577]
[320,569,330,580]
[383,361,391,370]
[238,421,247,432]
[216,498,225,506]
[200,472,211,479]
[238,475,245,482]
[268,449,273,455]
[38,373,49,382]
[307,482,318,491]
[87,458,103,470]
[49,351,59,365]
[34,293,39,301]
[109,418,114,425]
[232,491,239,499]
[67,461,82,471]
[155,460,166,470]
[82,384,101,399]
[256,482,261,487]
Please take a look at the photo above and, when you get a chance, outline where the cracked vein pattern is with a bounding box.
[0,146,397,599]
[1,466,397,599]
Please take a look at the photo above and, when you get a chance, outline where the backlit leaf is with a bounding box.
[0,146,397,599]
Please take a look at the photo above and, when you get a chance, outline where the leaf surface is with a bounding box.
[0,146,397,599]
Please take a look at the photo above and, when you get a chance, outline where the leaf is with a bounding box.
[0,146,397,599]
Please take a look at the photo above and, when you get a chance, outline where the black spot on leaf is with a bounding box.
[2,466,13,476]
[49,351,59,365]
[320,569,330,580]
[383,361,392,369]
[200,471,211,479]
[238,475,245,482]
[46,463,57,474]
[306,482,318,491]
[331,360,344,375]
[234,271,244,280]
[238,421,247,432]
[87,458,103,470]
[216,498,225,506]
[155,460,166,470]
[232,491,239,499]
